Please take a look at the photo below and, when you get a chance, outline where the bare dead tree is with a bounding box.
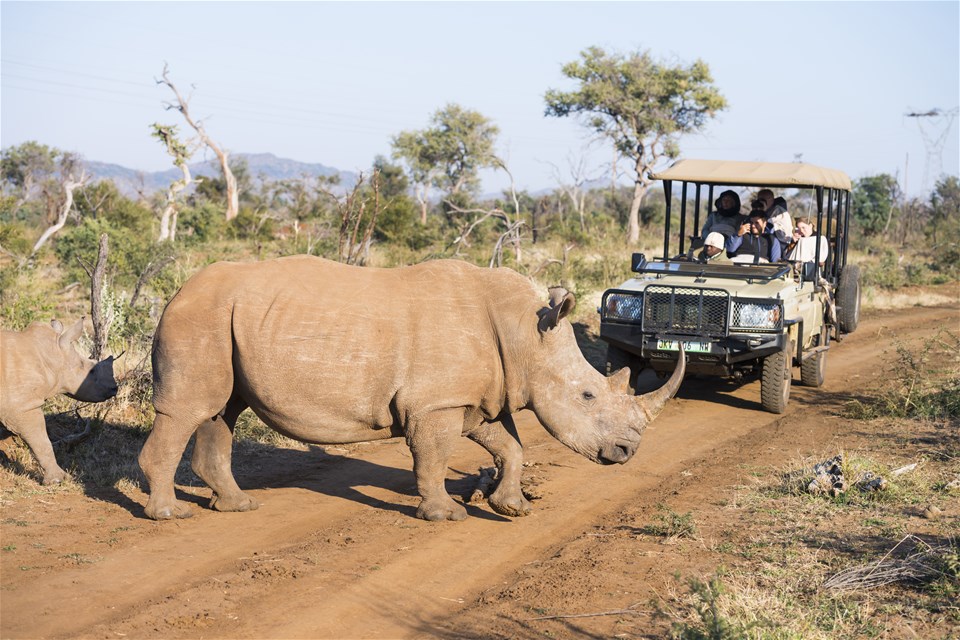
[157,63,239,221]
[78,234,111,360]
[444,202,527,268]
[319,171,382,266]
[151,123,199,242]
[548,150,599,232]
[31,169,88,256]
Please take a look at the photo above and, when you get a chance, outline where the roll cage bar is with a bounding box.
[658,179,852,287]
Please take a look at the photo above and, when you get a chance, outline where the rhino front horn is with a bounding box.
[637,344,686,420]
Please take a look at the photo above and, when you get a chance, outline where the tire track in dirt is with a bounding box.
[1,304,955,639]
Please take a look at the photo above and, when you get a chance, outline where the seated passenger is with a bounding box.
[757,188,794,253]
[697,232,730,263]
[727,213,782,264]
[700,190,744,238]
[786,217,829,266]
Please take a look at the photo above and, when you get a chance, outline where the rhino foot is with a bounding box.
[489,488,532,518]
[41,469,69,486]
[416,497,467,522]
[209,492,259,513]
[145,499,195,520]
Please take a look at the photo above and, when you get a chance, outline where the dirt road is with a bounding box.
[1,303,956,639]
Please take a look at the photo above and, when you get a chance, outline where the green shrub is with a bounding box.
[178,203,225,244]
[54,218,153,287]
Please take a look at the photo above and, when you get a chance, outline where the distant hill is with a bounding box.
[85,152,357,197]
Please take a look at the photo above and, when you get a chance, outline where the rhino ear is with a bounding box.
[58,317,85,350]
[51,319,64,334]
[539,287,577,332]
[607,367,633,394]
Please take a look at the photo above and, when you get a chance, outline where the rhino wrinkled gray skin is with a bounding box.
[0,318,119,484]
[140,256,685,521]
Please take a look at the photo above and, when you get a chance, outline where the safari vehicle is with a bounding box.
[599,159,862,413]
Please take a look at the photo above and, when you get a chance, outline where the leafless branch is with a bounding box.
[529,603,646,621]
[130,255,175,309]
[157,63,238,221]
[89,233,111,360]
[31,170,88,255]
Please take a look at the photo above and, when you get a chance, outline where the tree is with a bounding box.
[1,141,59,212]
[392,103,501,222]
[928,175,960,275]
[545,47,727,244]
[27,152,87,256]
[852,174,899,237]
[157,64,240,221]
[548,149,601,232]
[928,175,959,247]
[151,123,197,242]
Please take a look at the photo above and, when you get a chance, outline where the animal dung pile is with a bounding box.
[806,453,888,497]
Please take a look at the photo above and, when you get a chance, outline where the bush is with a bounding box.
[54,218,154,287]
[177,203,225,244]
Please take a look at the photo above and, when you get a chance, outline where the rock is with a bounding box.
[922,506,942,520]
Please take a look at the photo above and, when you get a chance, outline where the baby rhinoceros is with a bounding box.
[0,318,118,484]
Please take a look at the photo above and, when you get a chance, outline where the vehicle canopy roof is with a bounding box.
[650,159,851,191]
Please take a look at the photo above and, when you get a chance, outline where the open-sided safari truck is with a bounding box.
[599,159,862,413]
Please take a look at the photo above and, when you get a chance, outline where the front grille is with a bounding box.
[643,286,728,335]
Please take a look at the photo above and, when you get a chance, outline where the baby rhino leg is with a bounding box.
[3,409,68,485]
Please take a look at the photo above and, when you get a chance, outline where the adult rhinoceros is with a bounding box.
[140,256,684,521]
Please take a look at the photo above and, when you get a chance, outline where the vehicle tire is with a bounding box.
[761,344,791,414]
[800,335,827,388]
[605,345,641,393]
[837,264,861,334]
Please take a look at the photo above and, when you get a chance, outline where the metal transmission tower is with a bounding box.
[905,107,958,193]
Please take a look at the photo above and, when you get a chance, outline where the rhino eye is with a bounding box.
[582,390,596,401]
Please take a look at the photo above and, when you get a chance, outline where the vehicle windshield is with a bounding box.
[638,260,789,281]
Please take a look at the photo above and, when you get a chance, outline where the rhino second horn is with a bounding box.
[636,344,686,421]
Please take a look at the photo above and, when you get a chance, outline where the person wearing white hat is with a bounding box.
[698,231,731,263]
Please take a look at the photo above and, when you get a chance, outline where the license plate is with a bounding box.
[657,339,711,353]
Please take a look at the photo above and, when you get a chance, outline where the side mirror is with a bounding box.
[631,253,647,272]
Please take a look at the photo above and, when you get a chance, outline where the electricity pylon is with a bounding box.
[905,107,958,193]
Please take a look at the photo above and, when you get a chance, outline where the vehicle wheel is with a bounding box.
[605,345,641,393]
[837,264,861,334]
[761,345,791,414]
[800,334,827,387]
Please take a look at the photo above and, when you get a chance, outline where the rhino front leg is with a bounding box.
[406,407,468,522]
[466,413,531,517]
[191,398,258,513]
[3,408,68,485]
[139,412,199,519]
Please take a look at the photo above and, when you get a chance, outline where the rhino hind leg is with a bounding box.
[3,409,68,485]
[466,415,532,517]
[139,412,201,520]
[407,407,468,522]
[191,397,259,514]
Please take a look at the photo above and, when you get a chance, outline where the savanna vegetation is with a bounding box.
[1,47,958,638]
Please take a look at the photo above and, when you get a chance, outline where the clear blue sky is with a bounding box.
[2,1,958,197]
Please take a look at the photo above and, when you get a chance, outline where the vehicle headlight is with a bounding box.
[604,293,643,323]
[734,302,781,330]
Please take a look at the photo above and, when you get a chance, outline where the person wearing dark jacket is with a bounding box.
[700,190,745,239]
[757,188,793,252]
[726,212,782,263]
